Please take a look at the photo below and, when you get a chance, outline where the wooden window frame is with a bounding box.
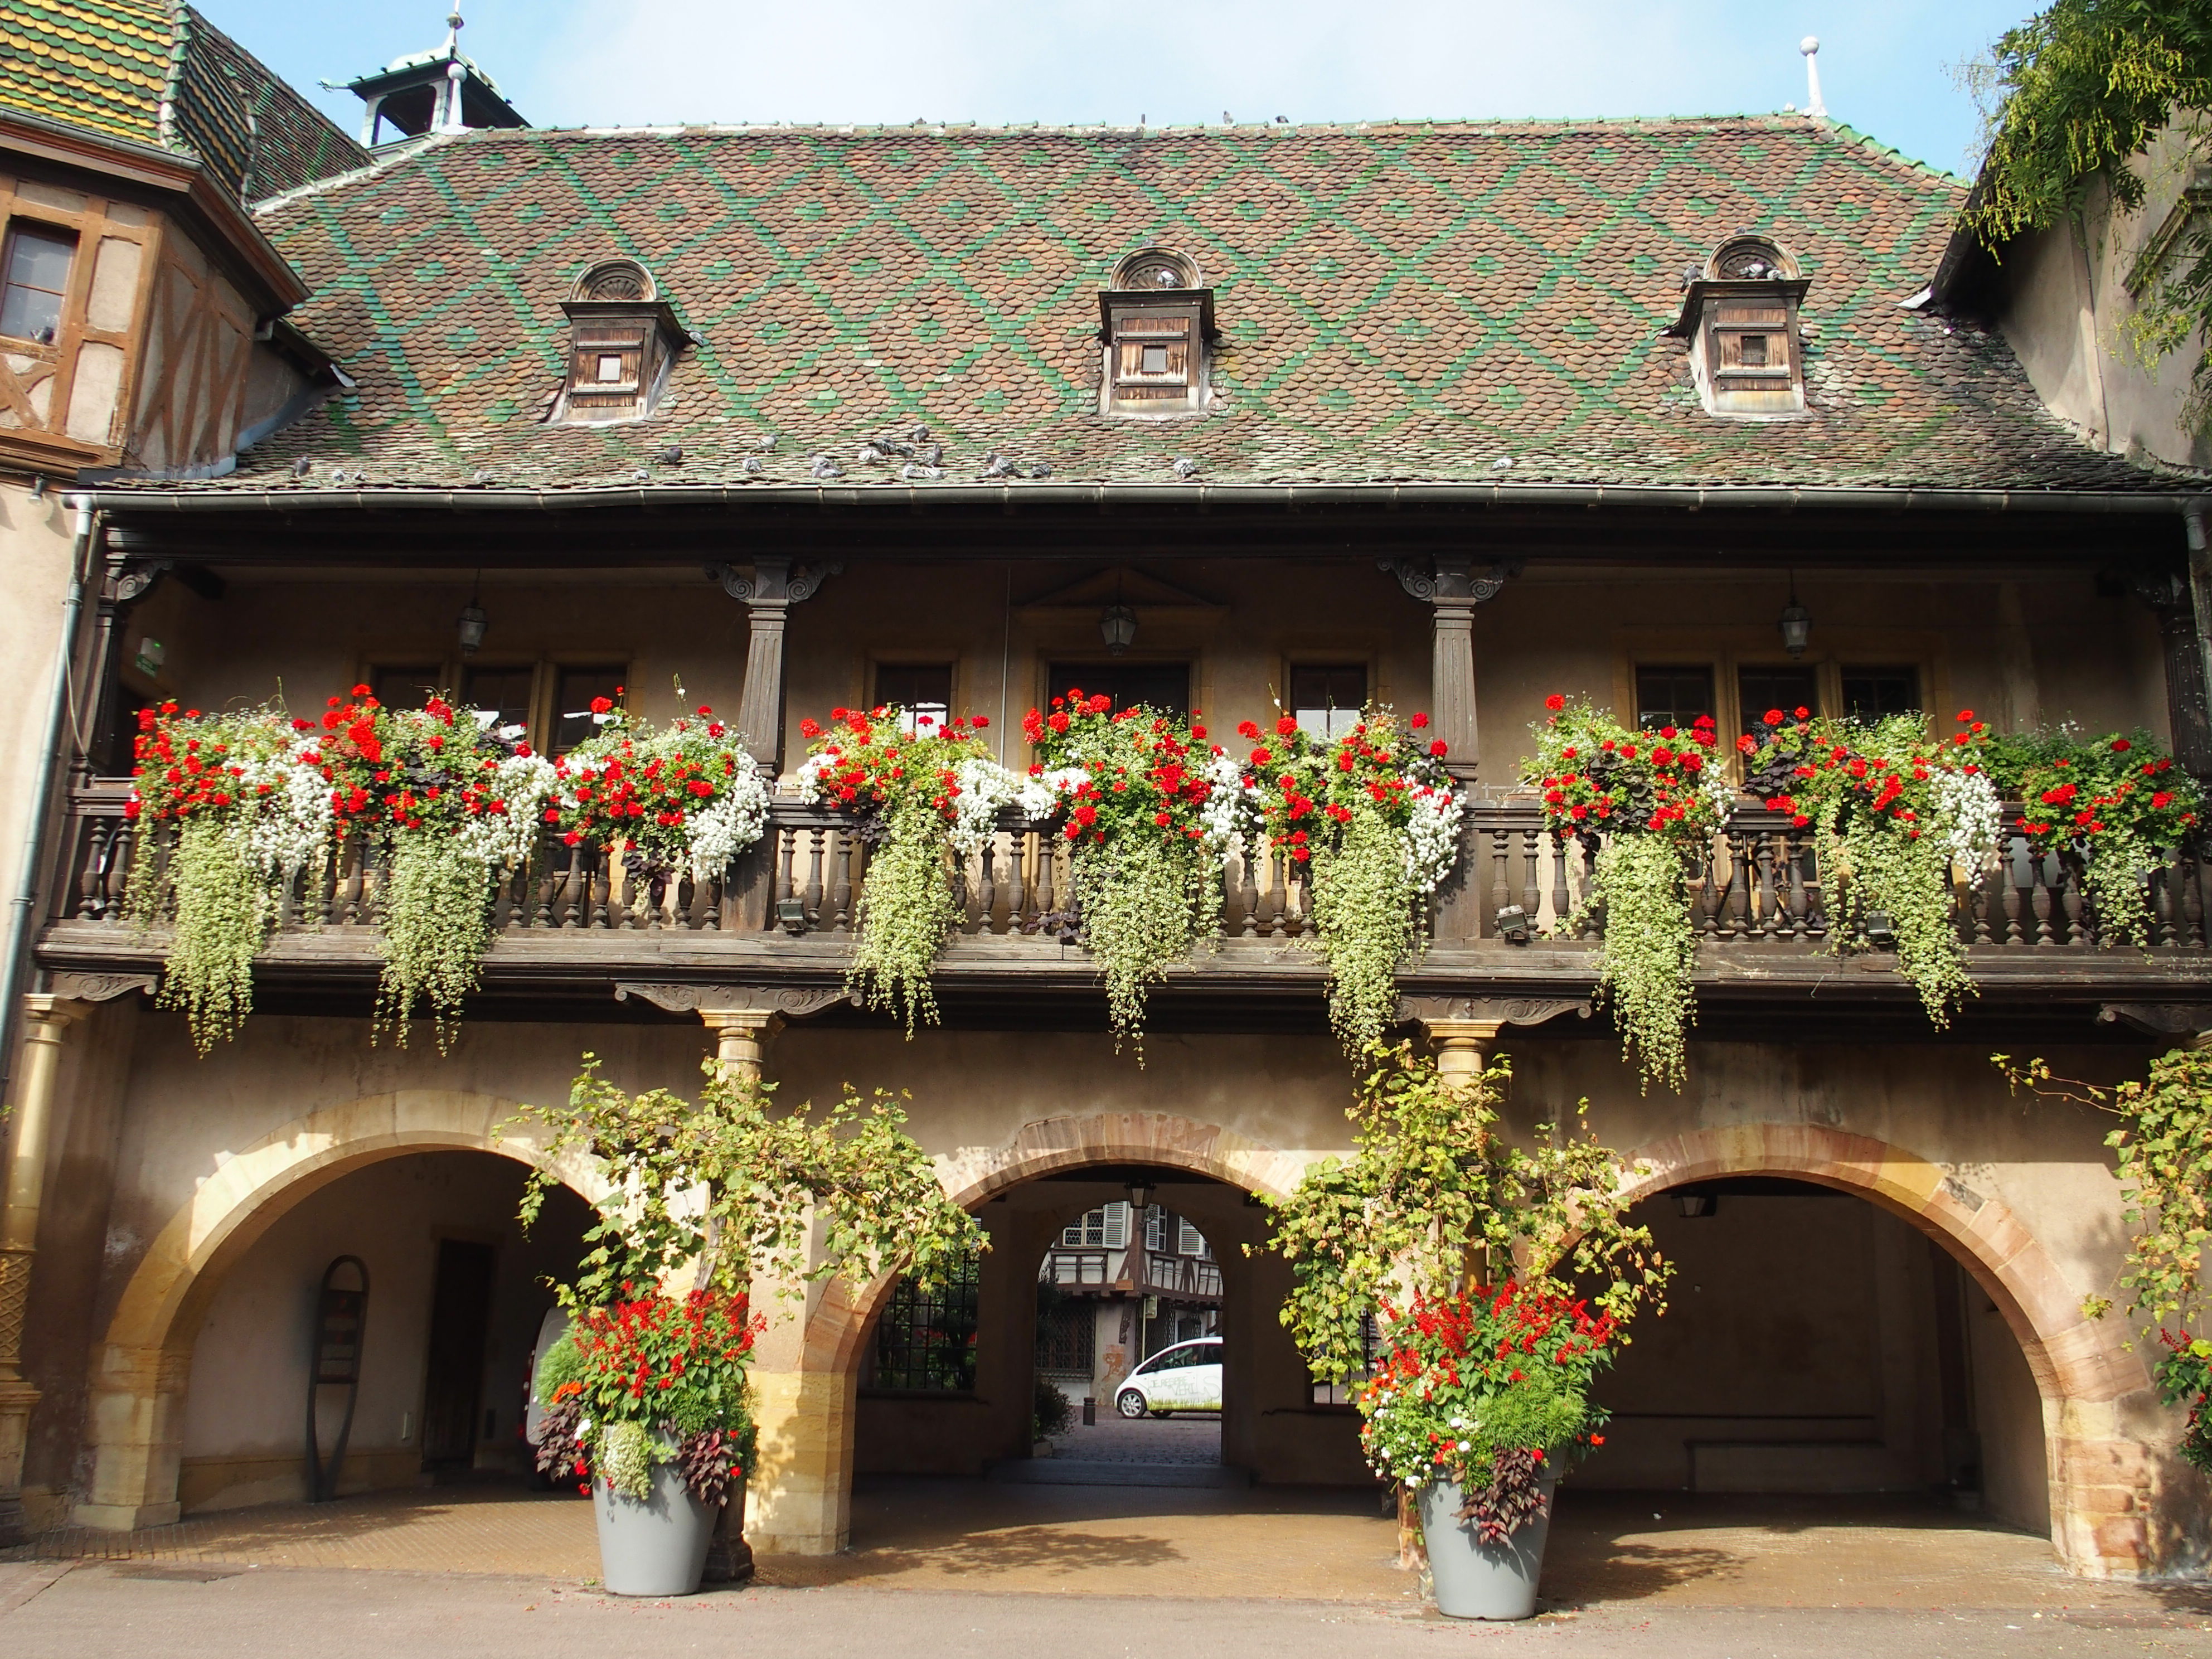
[0,219,77,347]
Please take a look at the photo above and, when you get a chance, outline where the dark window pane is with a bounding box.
[551,665,624,755]
[1738,666,1821,736]
[1841,664,1920,721]
[1289,663,1367,740]
[1634,665,1714,730]
[874,663,954,732]
[370,664,442,711]
[871,1245,981,1393]
[1047,662,1190,717]
[0,224,75,343]
[1035,1300,1094,1374]
[460,666,535,736]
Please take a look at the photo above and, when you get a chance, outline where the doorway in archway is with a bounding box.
[175,1150,594,1515]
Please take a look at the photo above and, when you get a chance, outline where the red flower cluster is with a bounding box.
[1243,708,1448,865]
[1024,690,1220,846]
[549,700,752,855]
[1742,707,1964,841]
[1528,697,1720,842]
[803,704,993,827]
[567,1288,763,1408]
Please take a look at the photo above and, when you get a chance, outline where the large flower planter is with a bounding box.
[591,1463,717,1596]
[1418,1468,1561,1621]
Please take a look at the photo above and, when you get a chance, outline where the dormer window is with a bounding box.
[1099,247,1215,418]
[555,259,689,425]
[1668,234,1810,419]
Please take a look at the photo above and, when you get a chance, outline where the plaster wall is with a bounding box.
[1995,123,2212,473]
[104,560,2165,792]
[0,485,80,932]
[175,1149,589,1513]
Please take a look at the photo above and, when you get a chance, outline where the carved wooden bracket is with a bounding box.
[705,560,843,606]
[2098,1002,2212,1040]
[1378,557,1519,606]
[614,982,852,1019]
[1395,995,1592,1030]
[45,972,156,1004]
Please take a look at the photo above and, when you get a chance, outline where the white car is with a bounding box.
[1115,1336,1223,1417]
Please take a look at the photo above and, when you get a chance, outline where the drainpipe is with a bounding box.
[0,496,98,1102]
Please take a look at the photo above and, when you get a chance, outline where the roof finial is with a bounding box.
[445,6,464,57]
[1799,37,1826,120]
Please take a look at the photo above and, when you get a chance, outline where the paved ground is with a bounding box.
[6,1473,2210,1655]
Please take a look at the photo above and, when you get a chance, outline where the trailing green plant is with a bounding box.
[1982,725,2204,948]
[1241,705,1462,1055]
[1745,709,2001,1027]
[800,705,1030,1033]
[1525,695,1728,1092]
[1260,1045,1670,1536]
[511,1052,985,1503]
[1961,0,2212,430]
[125,697,338,1051]
[1995,1046,2212,1471]
[1024,689,1243,1056]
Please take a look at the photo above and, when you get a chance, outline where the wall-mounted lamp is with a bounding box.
[1778,576,1811,660]
[1126,1177,1154,1215]
[1099,602,1138,657]
[1495,904,1532,943]
[1672,1190,1719,1219]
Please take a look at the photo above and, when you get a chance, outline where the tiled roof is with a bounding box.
[0,2,366,199]
[216,118,2189,495]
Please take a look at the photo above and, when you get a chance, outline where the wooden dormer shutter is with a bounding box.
[1100,292,1210,416]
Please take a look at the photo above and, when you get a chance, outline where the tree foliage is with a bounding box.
[1963,0,2212,429]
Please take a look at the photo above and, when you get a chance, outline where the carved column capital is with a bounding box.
[706,557,844,607]
[1398,995,1589,1080]
[1379,556,1518,608]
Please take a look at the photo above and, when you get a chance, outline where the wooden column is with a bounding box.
[710,559,841,775]
[2132,571,2212,780]
[0,996,84,1545]
[1381,557,1514,780]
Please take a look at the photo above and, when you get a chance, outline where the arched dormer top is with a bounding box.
[1112,246,1202,292]
[570,258,658,304]
[1704,234,1802,283]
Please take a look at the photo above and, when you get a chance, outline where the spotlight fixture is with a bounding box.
[1862,910,1897,948]
[1495,904,1532,944]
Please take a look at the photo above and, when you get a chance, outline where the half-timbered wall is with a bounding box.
[127,223,259,475]
[0,174,161,471]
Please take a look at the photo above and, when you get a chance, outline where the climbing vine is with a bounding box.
[1995,1046,2212,1471]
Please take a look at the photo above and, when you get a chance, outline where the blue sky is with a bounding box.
[199,0,2036,180]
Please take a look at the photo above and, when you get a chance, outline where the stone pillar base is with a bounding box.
[0,1377,39,1548]
[744,1367,855,1556]
[72,1499,181,1532]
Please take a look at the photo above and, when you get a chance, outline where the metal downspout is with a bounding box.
[0,497,98,1100]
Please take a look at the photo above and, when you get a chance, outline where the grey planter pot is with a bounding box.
[591,1462,717,1597]
[1418,1469,1560,1621]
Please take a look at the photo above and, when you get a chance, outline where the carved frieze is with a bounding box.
[614,982,852,1019]
[46,972,156,1003]
[1394,994,1591,1029]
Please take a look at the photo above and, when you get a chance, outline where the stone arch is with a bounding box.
[1614,1122,2155,1577]
[745,1110,1313,1556]
[75,1089,604,1531]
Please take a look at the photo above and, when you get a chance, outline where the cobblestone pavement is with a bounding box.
[2,1564,2209,1659]
[1043,1414,1221,1464]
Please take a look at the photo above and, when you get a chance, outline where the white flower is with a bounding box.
[794,752,838,799]
[234,747,334,881]
[1932,767,2002,886]
[1403,784,1464,896]
[946,756,1022,857]
[454,750,557,871]
[685,765,770,879]
[1199,749,1253,864]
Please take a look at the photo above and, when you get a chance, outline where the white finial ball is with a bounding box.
[1801,36,1820,55]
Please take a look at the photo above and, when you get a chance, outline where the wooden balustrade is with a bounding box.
[44,784,2212,958]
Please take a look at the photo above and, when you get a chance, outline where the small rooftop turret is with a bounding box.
[326,6,526,147]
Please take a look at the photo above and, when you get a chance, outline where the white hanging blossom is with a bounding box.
[1017,766,1088,822]
[1199,749,1253,862]
[947,756,1021,857]
[455,750,560,871]
[685,765,771,879]
[1403,783,1464,897]
[233,745,336,882]
[1932,767,2003,887]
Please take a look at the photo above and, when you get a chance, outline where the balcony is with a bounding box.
[38,783,2212,1017]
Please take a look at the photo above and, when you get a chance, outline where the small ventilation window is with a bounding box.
[1100,246,1215,418]
[1668,234,1809,419]
[554,259,690,426]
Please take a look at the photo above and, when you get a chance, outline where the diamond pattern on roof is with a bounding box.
[207,118,2189,494]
